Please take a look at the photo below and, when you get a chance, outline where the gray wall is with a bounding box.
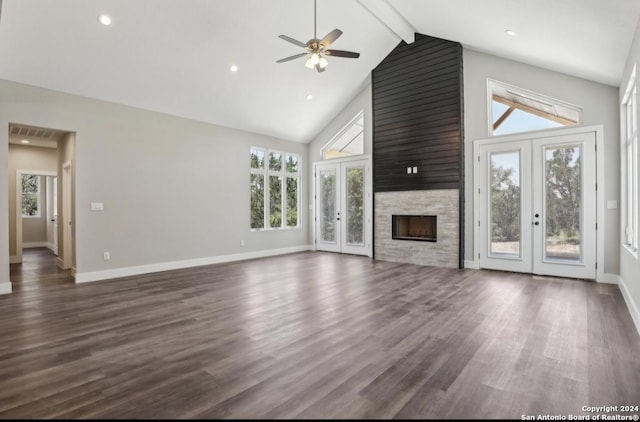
[7,144,57,255]
[463,49,620,275]
[619,18,640,327]
[0,79,309,286]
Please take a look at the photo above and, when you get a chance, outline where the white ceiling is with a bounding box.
[0,0,638,144]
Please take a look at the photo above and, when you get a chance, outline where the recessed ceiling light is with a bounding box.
[505,29,517,37]
[98,14,112,26]
[306,94,313,100]
[20,139,29,144]
[230,65,238,72]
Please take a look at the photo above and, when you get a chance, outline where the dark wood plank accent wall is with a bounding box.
[372,34,464,192]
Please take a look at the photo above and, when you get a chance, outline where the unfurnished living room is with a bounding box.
[1,0,640,419]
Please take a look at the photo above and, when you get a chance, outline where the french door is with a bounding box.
[314,157,371,256]
[477,132,596,279]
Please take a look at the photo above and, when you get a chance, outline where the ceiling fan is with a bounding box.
[276,0,360,72]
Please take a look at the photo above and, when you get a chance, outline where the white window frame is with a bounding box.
[321,110,365,160]
[622,66,638,256]
[21,174,41,218]
[250,147,300,230]
[487,79,582,137]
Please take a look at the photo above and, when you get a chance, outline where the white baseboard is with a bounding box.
[9,255,21,264]
[23,241,49,248]
[618,275,640,337]
[619,275,640,336]
[464,260,480,270]
[46,242,56,252]
[597,273,619,284]
[75,245,313,284]
[56,257,66,269]
[0,282,12,295]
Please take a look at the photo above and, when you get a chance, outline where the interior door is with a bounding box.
[52,176,58,255]
[315,158,371,256]
[478,131,596,279]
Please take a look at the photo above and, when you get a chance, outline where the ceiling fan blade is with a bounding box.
[276,52,309,63]
[325,49,360,58]
[278,34,308,48]
[320,29,342,48]
[316,63,326,73]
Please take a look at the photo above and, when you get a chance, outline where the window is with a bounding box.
[250,147,299,229]
[21,174,41,217]
[321,110,364,159]
[622,67,638,253]
[489,80,581,136]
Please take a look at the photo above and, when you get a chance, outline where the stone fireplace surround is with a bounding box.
[374,189,459,268]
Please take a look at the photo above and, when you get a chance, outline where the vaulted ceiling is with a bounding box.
[0,0,638,143]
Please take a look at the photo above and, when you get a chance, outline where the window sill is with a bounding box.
[623,244,638,260]
[251,227,300,232]
[22,215,42,219]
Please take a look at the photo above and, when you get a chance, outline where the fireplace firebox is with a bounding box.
[392,215,437,242]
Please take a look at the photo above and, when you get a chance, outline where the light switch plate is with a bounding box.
[91,202,104,211]
[607,200,617,209]
[413,166,418,173]
[406,167,412,174]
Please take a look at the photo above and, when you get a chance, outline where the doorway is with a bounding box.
[475,130,596,279]
[15,170,57,263]
[314,156,372,256]
[7,123,76,290]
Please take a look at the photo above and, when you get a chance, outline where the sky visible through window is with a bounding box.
[491,102,565,175]
[493,102,562,136]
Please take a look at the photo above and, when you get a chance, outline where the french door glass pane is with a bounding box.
[544,145,582,262]
[345,167,364,245]
[490,151,521,257]
[320,169,336,242]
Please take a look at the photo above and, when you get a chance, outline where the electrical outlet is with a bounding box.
[103,251,110,261]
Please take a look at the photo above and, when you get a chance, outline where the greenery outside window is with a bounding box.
[22,174,41,217]
[251,147,299,229]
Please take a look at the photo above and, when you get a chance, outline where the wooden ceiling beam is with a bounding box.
[492,94,577,126]
[493,106,515,131]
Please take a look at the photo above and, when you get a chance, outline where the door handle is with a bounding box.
[534,221,540,226]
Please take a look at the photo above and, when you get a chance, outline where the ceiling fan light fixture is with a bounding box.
[276,0,359,72]
[305,57,315,69]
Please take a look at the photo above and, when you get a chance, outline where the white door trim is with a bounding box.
[473,125,605,281]
[60,160,73,270]
[15,169,57,264]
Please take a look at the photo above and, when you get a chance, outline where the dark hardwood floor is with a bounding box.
[1,251,639,419]
[9,247,73,292]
